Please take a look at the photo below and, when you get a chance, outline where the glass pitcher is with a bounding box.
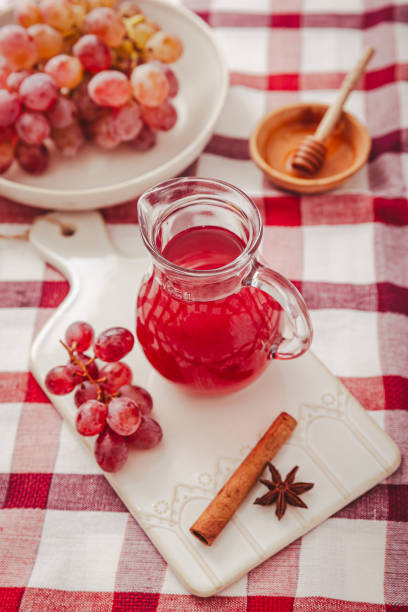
[136,178,312,395]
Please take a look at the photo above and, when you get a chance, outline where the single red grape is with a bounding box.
[140,99,177,131]
[66,320,94,352]
[90,113,121,149]
[28,23,63,60]
[94,427,129,472]
[71,352,99,380]
[94,327,134,362]
[72,78,103,123]
[16,1,43,28]
[82,7,126,48]
[118,385,152,415]
[74,380,98,408]
[76,399,107,436]
[39,0,76,32]
[48,96,77,129]
[6,70,31,93]
[15,141,49,174]
[100,361,132,394]
[145,32,183,64]
[16,112,51,145]
[20,73,58,112]
[107,397,141,436]
[129,123,156,151]
[165,68,178,98]
[45,54,83,89]
[0,90,21,128]
[126,415,162,450]
[0,24,38,71]
[131,62,169,108]
[88,70,131,108]
[73,34,112,74]
[53,121,84,157]
[110,100,142,142]
[45,363,77,394]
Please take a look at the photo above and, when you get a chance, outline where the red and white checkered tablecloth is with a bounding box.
[0,0,407,610]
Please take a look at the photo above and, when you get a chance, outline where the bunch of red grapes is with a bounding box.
[0,0,183,175]
[45,321,163,473]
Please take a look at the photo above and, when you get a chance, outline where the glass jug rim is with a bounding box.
[138,177,263,278]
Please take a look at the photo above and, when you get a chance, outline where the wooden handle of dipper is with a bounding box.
[315,47,375,142]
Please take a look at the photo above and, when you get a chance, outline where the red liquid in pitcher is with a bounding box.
[136,226,281,394]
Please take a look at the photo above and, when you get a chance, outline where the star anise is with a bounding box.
[254,463,314,520]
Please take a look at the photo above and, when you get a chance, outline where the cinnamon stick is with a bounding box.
[190,412,297,546]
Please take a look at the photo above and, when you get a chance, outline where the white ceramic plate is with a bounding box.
[30,211,400,597]
[0,0,228,210]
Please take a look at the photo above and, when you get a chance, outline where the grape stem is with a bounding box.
[59,339,117,403]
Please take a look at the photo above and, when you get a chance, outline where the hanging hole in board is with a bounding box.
[61,224,76,237]
[42,217,77,237]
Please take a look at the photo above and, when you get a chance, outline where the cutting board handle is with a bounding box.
[29,211,117,270]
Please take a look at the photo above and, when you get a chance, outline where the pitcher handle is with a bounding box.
[244,260,313,360]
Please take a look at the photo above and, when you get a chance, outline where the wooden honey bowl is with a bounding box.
[249,103,371,194]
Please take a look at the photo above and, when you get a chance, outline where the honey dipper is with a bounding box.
[291,47,374,175]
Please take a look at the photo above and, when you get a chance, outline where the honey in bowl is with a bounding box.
[249,103,371,194]
[265,108,356,179]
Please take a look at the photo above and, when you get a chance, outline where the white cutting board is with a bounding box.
[30,211,401,597]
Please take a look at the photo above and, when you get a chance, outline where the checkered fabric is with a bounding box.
[0,0,407,610]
